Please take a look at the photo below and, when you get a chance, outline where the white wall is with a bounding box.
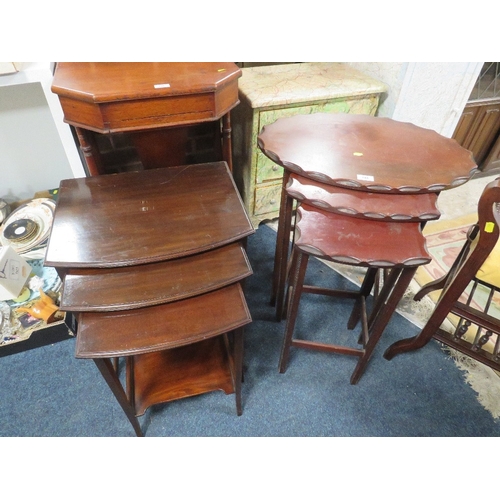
[0,63,84,204]
[348,62,483,137]
[0,82,74,202]
[347,62,409,118]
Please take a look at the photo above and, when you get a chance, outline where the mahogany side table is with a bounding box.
[258,113,478,194]
[51,62,242,175]
[278,204,431,384]
[75,283,251,436]
[256,112,478,382]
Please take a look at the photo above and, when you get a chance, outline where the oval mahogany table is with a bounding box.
[258,112,477,193]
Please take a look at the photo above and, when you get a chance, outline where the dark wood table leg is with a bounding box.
[272,172,293,321]
[93,358,143,437]
[365,268,403,329]
[279,250,309,373]
[233,327,244,416]
[347,267,379,329]
[350,267,417,384]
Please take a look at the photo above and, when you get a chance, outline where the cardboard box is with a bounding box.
[0,246,32,300]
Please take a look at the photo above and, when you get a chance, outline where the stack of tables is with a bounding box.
[257,113,478,382]
[44,161,255,436]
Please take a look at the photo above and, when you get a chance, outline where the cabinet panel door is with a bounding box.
[469,104,500,165]
[482,133,500,172]
[453,101,500,167]
[453,106,480,147]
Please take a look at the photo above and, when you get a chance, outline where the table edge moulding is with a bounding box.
[285,174,442,222]
[231,62,388,227]
[61,242,252,312]
[74,283,251,358]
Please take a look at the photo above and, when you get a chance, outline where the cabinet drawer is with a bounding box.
[255,95,380,184]
[255,156,283,184]
[254,183,282,216]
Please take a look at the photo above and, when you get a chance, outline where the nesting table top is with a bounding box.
[45,162,254,269]
[258,113,478,193]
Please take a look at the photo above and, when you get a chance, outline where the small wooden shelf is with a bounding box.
[132,336,235,416]
[75,284,251,424]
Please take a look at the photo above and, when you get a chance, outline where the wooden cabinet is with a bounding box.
[231,63,387,226]
[51,63,242,175]
[453,63,500,173]
[453,99,500,173]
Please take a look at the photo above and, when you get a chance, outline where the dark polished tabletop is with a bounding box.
[45,162,254,269]
[258,113,478,194]
[286,173,441,222]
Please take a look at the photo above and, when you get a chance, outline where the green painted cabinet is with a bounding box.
[232,63,387,227]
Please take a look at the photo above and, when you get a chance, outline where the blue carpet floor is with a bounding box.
[1,224,499,437]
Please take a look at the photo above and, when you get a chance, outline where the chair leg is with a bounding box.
[384,273,469,360]
[279,250,309,373]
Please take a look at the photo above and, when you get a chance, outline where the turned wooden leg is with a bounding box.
[222,113,233,172]
[74,127,104,177]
